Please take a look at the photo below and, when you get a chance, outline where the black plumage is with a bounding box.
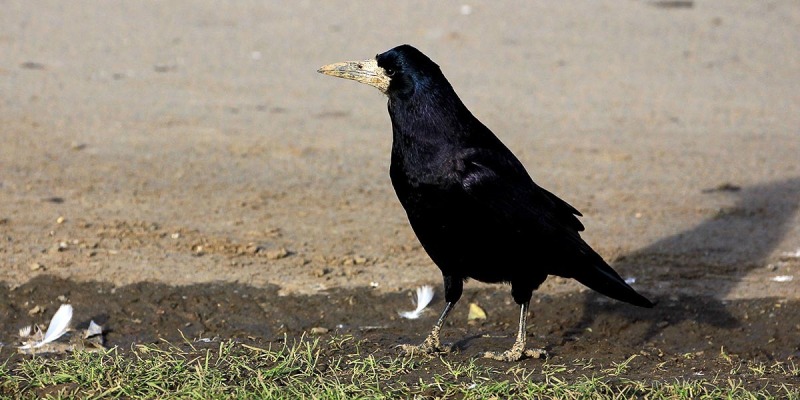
[319,45,653,361]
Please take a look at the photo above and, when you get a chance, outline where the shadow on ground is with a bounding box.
[575,177,800,342]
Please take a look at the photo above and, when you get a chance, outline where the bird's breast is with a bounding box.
[389,147,463,204]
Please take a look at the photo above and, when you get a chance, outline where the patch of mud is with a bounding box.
[1,276,798,388]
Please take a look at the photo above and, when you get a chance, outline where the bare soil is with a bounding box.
[1,276,799,389]
[1,0,799,389]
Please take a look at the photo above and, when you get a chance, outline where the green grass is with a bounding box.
[1,335,798,399]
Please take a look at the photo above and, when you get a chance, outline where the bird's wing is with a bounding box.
[459,151,654,307]
[459,150,585,236]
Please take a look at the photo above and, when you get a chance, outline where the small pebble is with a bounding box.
[313,268,330,277]
[20,61,46,70]
[266,247,289,260]
[310,327,329,335]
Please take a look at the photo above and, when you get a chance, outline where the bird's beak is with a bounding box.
[317,59,390,93]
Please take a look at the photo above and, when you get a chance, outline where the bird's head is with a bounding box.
[318,44,441,96]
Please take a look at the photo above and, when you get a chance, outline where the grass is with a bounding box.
[1,335,798,399]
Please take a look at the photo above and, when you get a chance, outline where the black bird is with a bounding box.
[318,45,653,361]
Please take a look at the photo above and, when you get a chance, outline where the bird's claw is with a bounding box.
[398,324,451,356]
[397,342,450,357]
[483,347,547,362]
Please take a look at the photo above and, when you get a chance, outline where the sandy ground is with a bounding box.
[2,1,799,303]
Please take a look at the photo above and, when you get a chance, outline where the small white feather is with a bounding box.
[19,325,32,338]
[85,320,103,338]
[18,325,44,350]
[36,304,73,347]
[781,249,800,259]
[398,285,435,319]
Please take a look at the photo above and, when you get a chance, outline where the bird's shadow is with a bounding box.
[572,177,800,342]
[450,333,485,353]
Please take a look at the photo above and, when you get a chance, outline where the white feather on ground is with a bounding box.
[85,320,103,338]
[398,285,434,319]
[18,325,33,338]
[18,304,73,349]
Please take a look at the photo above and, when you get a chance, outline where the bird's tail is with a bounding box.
[571,252,654,308]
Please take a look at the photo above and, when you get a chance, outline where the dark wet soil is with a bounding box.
[2,276,798,389]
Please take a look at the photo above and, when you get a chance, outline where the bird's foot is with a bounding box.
[483,347,547,362]
[398,331,450,356]
[398,342,450,357]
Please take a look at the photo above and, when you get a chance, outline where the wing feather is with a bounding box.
[460,153,584,236]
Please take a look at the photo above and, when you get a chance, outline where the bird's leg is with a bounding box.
[400,301,455,355]
[483,301,547,361]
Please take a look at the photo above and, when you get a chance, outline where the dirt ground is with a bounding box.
[1,0,799,387]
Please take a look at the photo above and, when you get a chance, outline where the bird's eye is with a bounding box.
[384,68,396,77]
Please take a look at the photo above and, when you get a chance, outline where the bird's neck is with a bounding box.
[387,87,472,148]
[387,87,478,185]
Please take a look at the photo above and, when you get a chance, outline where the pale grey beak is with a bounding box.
[318,59,391,93]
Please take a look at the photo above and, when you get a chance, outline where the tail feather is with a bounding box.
[572,253,654,308]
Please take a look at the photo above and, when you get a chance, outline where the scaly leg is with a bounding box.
[483,301,547,361]
[400,301,455,355]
